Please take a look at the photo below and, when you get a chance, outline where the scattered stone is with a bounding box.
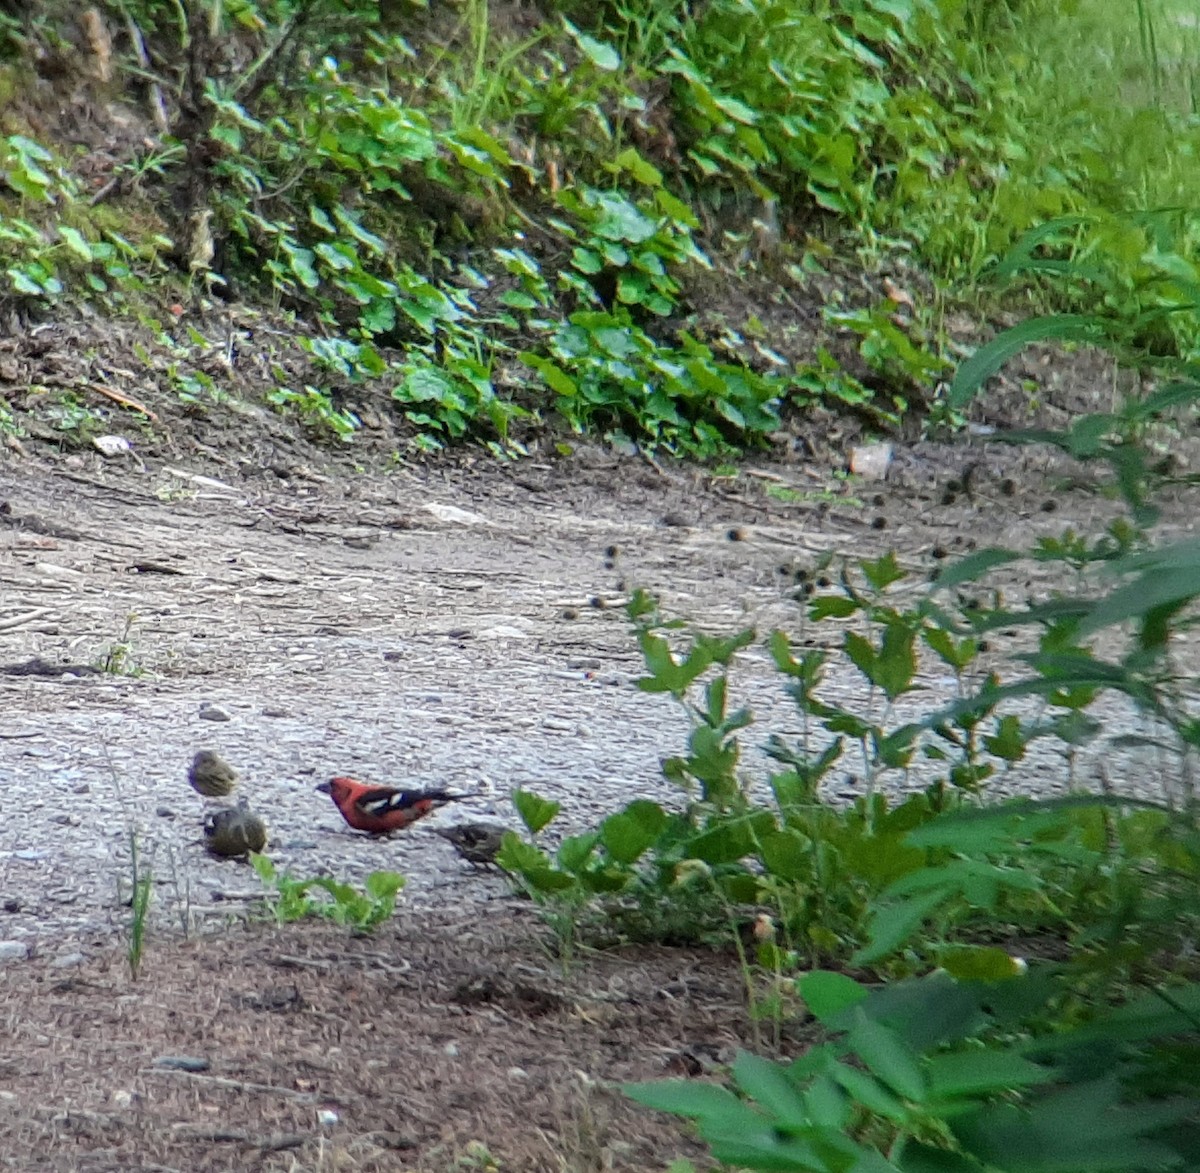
[198,703,231,722]
[0,941,28,964]
[262,706,289,718]
[110,1089,134,1109]
[317,1109,339,1127]
[14,850,46,861]
[1,899,20,913]
[155,805,176,819]
[381,651,404,662]
[424,502,487,526]
[50,952,85,969]
[93,434,132,459]
[152,1055,210,1072]
[849,441,893,480]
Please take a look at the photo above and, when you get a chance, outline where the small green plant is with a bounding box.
[96,613,143,677]
[127,831,153,981]
[251,855,405,932]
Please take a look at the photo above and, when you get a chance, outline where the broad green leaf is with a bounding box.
[848,1012,925,1101]
[939,946,1028,982]
[799,970,869,1021]
[557,831,600,873]
[853,890,949,966]
[511,788,561,834]
[601,800,668,864]
[623,1079,742,1118]
[926,1050,1052,1100]
[758,829,813,881]
[732,1051,810,1130]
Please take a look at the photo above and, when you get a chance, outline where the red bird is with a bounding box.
[316,776,460,835]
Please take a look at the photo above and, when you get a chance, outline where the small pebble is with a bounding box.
[262,706,290,718]
[50,952,86,969]
[155,806,176,819]
[0,941,28,964]
[198,704,231,722]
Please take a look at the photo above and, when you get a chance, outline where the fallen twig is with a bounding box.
[142,1069,318,1102]
[87,381,159,421]
[0,608,53,632]
[170,1124,307,1150]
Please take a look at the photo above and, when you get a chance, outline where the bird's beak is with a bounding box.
[315,781,332,794]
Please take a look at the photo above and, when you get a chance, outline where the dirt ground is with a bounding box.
[0,316,1196,1170]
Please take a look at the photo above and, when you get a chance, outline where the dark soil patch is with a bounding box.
[0,908,763,1172]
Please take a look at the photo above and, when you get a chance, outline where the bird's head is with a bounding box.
[317,777,356,802]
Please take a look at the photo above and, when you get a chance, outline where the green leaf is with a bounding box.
[730,1051,811,1132]
[799,971,869,1022]
[58,225,93,261]
[951,1076,1188,1171]
[623,1079,742,1118]
[512,788,561,834]
[758,829,813,881]
[557,831,600,873]
[601,800,668,864]
[563,18,620,70]
[939,946,1027,982]
[930,548,1021,591]
[832,1060,911,1124]
[949,315,1106,409]
[925,1050,1052,1100]
[853,890,949,966]
[848,1012,925,1101]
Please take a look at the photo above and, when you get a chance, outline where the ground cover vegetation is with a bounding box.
[0,0,1196,454]
[3,0,1200,1169]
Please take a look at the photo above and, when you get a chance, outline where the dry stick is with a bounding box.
[0,608,53,631]
[86,381,159,422]
[142,1068,318,1102]
[169,1125,307,1151]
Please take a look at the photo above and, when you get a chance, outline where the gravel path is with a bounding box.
[0,448,1190,957]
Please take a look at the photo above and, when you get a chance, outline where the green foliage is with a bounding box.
[251,855,405,932]
[126,832,153,981]
[627,967,1200,1172]
[0,0,1198,452]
